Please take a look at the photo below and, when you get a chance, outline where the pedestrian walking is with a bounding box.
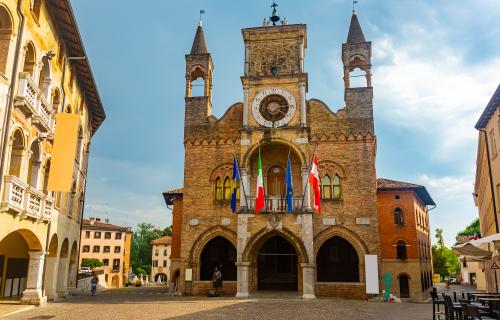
[91,273,98,296]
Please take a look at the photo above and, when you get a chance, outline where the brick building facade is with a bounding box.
[163,11,435,301]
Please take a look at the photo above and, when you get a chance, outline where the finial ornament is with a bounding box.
[270,0,280,26]
[199,9,205,27]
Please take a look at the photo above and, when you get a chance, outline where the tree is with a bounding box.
[81,258,103,269]
[130,223,172,274]
[457,218,480,237]
[432,229,459,278]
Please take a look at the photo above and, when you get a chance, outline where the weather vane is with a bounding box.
[199,9,205,26]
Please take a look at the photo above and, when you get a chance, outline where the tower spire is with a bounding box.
[346,11,366,44]
[190,22,208,54]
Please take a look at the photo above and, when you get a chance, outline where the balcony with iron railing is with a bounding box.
[1,175,53,221]
[245,196,305,213]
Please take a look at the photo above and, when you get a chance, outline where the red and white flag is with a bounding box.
[309,155,321,214]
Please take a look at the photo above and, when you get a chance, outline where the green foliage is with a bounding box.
[432,229,460,277]
[457,218,480,237]
[81,258,103,269]
[130,223,171,274]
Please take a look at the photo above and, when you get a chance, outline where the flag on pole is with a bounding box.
[255,147,265,213]
[309,155,321,214]
[285,154,294,213]
[230,155,240,213]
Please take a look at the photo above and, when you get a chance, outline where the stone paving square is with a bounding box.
[3,288,431,320]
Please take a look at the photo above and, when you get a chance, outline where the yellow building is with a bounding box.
[474,84,500,292]
[79,218,132,288]
[0,0,105,305]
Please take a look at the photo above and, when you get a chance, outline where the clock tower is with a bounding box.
[241,23,307,129]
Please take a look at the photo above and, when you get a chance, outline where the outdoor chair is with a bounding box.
[461,304,497,320]
[431,290,445,320]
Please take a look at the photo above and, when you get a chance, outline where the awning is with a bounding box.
[453,233,500,261]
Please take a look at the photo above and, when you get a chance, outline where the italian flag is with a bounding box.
[309,155,321,214]
[255,147,265,213]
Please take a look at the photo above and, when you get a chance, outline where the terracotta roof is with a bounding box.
[45,0,106,134]
[377,178,436,206]
[190,25,208,54]
[82,219,132,232]
[346,13,366,44]
[475,84,500,129]
[151,236,172,245]
[162,188,183,206]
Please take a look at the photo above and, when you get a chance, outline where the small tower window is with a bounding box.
[397,241,407,260]
[394,207,404,225]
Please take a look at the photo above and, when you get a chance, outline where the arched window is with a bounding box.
[31,0,42,20]
[394,207,404,225]
[23,42,36,78]
[332,174,341,200]
[0,5,13,74]
[223,177,231,200]
[321,175,331,199]
[397,241,407,260]
[215,177,223,200]
[8,130,24,177]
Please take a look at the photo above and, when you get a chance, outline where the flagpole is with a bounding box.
[300,143,318,212]
[233,151,249,211]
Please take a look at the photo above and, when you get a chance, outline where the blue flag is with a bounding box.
[285,155,293,213]
[230,156,240,213]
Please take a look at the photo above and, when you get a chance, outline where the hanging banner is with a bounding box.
[47,113,80,192]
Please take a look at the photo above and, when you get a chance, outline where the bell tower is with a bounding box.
[342,11,374,123]
[185,21,214,128]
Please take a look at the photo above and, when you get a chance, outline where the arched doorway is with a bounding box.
[316,236,359,282]
[154,273,167,283]
[0,229,42,299]
[257,235,298,291]
[399,274,410,298]
[199,236,236,281]
[267,166,285,196]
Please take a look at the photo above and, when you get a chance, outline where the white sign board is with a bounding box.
[365,254,379,294]
[185,268,193,282]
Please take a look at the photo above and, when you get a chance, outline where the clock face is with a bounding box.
[251,88,296,128]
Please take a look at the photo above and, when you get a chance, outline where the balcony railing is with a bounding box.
[1,175,54,220]
[16,72,39,111]
[246,196,304,213]
[1,175,27,212]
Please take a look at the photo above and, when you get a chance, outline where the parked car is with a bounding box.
[79,267,92,274]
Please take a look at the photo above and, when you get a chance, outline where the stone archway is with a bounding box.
[56,238,69,298]
[0,229,45,305]
[44,234,59,300]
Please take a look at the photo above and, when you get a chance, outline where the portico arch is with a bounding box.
[313,226,369,282]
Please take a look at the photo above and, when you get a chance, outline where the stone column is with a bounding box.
[301,263,316,299]
[236,262,250,298]
[56,257,69,298]
[301,167,311,211]
[21,251,47,306]
[44,256,59,300]
[300,83,307,126]
[243,87,249,127]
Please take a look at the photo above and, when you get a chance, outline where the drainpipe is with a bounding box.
[479,129,499,234]
[0,0,26,191]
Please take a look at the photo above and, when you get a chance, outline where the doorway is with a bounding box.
[257,235,298,291]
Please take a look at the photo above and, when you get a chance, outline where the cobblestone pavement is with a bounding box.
[4,287,432,320]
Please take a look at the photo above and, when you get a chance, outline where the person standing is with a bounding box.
[91,273,98,296]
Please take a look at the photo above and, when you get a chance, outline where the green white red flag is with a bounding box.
[255,147,265,213]
[309,155,321,214]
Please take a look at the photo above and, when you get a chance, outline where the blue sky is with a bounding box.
[71,0,500,246]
